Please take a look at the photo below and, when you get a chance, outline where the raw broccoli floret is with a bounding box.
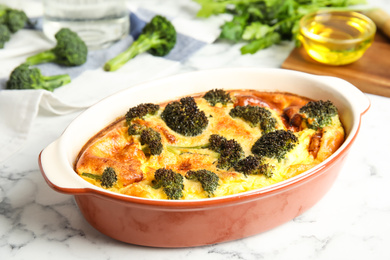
[26,28,88,66]
[140,127,163,156]
[81,167,117,188]
[230,105,276,133]
[125,103,160,125]
[0,24,10,48]
[251,130,298,161]
[104,15,176,71]
[185,169,219,196]
[152,168,184,200]
[234,155,274,178]
[203,88,233,106]
[161,96,208,137]
[299,100,338,130]
[0,5,29,33]
[6,63,71,91]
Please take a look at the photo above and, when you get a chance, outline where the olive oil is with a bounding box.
[300,11,376,65]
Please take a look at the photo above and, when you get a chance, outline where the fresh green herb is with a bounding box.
[193,0,367,54]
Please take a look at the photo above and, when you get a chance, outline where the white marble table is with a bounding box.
[1,0,390,259]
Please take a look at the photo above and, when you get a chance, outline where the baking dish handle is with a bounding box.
[39,140,87,194]
[321,75,371,115]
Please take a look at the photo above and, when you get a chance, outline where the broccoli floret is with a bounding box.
[234,155,274,178]
[101,167,118,188]
[6,63,71,91]
[0,5,29,33]
[104,15,176,71]
[128,123,147,136]
[140,127,163,156]
[125,103,160,125]
[185,169,219,196]
[25,28,88,66]
[81,167,117,188]
[203,89,233,106]
[299,100,338,130]
[127,124,163,156]
[5,9,28,33]
[152,168,184,200]
[230,105,276,133]
[0,24,10,48]
[252,130,298,161]
[167,134,244,169]
[208,134,244,169]
[161,96,209,137]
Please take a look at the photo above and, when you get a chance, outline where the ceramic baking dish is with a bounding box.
[39,68,369,247]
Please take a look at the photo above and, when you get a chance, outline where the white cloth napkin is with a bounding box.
[0,6,224,162]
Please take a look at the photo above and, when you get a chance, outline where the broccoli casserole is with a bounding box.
[75,89,344,200]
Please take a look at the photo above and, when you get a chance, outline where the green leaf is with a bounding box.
[242,22,272,40]
[194,0,229,17]
[240,32,280,54]
[219,14,249,42]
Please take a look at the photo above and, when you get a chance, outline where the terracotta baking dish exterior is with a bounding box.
[38,68,369,247]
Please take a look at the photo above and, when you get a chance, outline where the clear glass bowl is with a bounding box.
[299,11,376,65]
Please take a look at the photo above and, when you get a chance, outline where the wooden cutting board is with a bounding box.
[281,32,390,97]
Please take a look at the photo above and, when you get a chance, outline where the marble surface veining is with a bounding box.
[1,0,390,259]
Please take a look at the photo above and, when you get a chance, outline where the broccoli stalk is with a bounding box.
[6,63,71,91]
[104,15,176,71]
[152,168,184,200]
[25,28,88,66]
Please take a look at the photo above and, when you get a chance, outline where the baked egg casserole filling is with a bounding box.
[75,89,344,200]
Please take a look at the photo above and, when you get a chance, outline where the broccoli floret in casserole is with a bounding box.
[139,127,163,156]
[101,167,118,188]
[128,124,163,156]
[185,169,219,196]
[104,15,176,71]
[203,88,233,106]
[234,155,274,178]
[151,168,184,200]
[161,96,209,137]
[6,63,71,91]
[229,105,276,133]
[251,130,298,162]
[26,28,88,66]
[298,100,338,130]
[167,134,244,170]
[81,167,117,188]
[125,103,160,125]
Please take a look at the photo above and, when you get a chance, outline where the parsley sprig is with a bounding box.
[194,0,367,54]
